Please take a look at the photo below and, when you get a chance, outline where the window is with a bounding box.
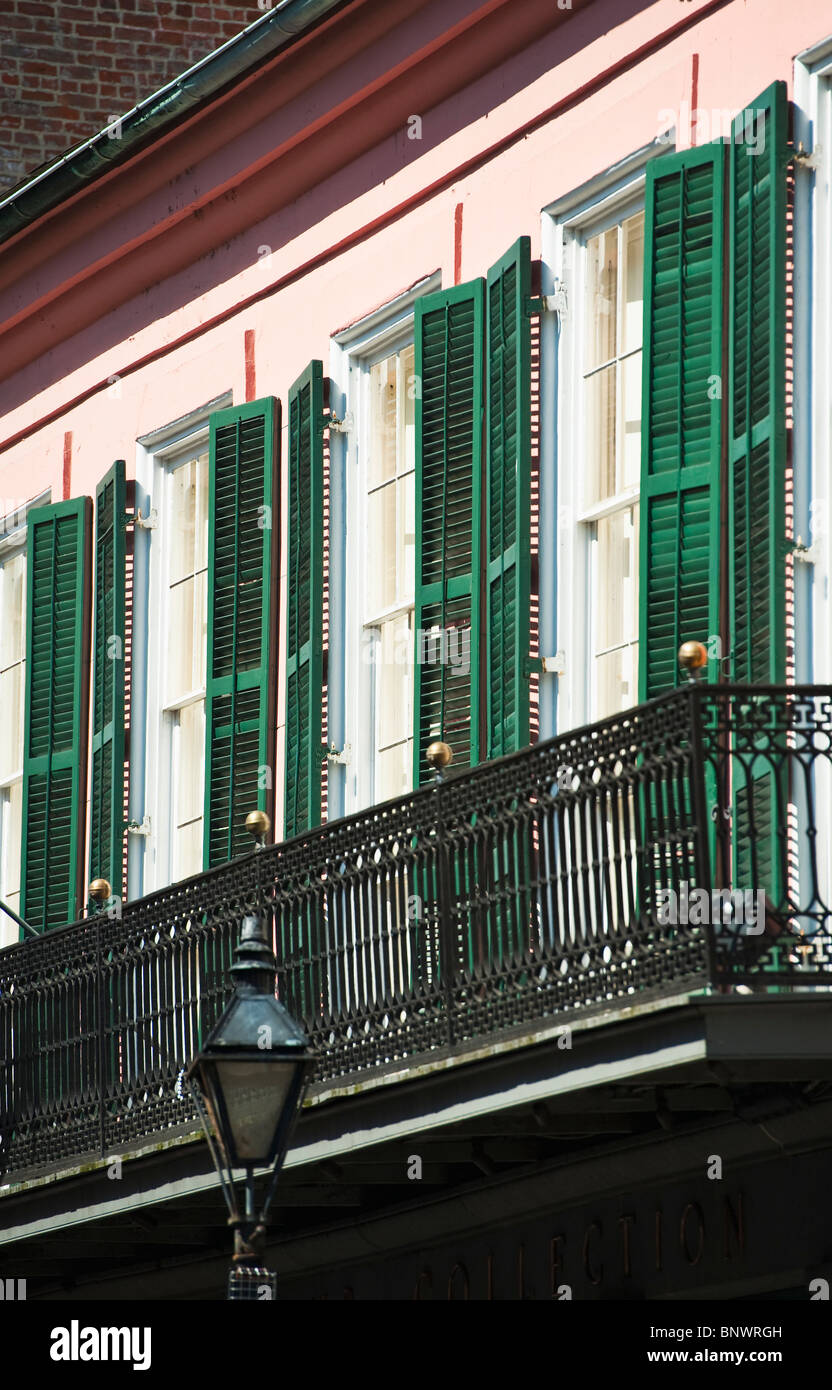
[363,343,416,803]
[336,285,428,816]
[162,451,209,880]
[580,212,643,721]
[0,541,26,936]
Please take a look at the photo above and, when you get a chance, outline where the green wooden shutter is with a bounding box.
[20,498,92,931]
[728,81,788,685]
[486,237,532,758]
[89,460,126,896]
[204,397,279,867]
[285,361,324,838]
[639,142,725,700]
[413,279,484,785]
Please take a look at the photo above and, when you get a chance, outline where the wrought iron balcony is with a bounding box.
[1,684,831,1182]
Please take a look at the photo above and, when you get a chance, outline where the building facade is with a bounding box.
[1,0,831,1300]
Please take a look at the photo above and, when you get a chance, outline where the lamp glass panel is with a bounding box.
[212,1059,297,1164]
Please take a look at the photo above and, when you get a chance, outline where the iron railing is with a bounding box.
[1,684,830,1180]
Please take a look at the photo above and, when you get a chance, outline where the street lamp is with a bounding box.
[187,813,315,1300]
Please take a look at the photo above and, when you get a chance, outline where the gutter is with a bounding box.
[0,0,348,247]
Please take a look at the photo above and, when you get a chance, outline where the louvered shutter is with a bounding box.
[728,83,789,919]
[728,82,788,684]
[89,460,126,896]
[204,398,279,867]
[413,279,484,784]
[285,361,324,838]
[638,143,725,700]
[20,498,92,931]
[486,237,532,758]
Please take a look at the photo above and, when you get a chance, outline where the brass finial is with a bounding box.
[89,878,112,903]
[426,741,453,773]
[245,809,271,847]
[678,640,708,680]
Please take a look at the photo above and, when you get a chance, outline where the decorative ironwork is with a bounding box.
[1,685,830,1181]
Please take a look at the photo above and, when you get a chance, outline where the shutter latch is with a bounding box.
[523,653,565,676]
[525,284,567,321]
[324,741,351,765]
[792,142,822,172]
[124,507,157,530]
[791,536,823,564]
[328,411,354,435]
[125,815,152,836]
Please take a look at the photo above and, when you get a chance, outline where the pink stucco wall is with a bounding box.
[0,0,828,892]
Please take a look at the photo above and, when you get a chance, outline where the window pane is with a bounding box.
[169,460,197,586]
[377,612,412,749]
[377,740,411,804]
[173,818,203,883]
[584,227,618,371]
[595,644,638,721]
[167,576,195,703]
[192,568,207,692]
[177,700,205,827]
[585,364,617,505]
[0,551,25,670]
[595,507,639,654]
[195,451,209,572]
[367,484,397,615]
[368,354,398,489]
[621,214,644,355]
[1,779,22,903]
[621,351,642,491]
[0,664,24,783]
[399,343,416,473]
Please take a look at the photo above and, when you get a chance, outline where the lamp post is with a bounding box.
[187,812,315,1300]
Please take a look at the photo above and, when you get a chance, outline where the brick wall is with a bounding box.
[0,0,265,195]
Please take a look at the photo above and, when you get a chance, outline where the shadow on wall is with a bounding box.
[1,0,663,416]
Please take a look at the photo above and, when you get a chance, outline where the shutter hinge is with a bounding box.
[525,285,567,321]
[328,411,353,435]
[125,815,151,836]
[791,536,822,564]
[792,142,823,172]
[124,507,157,531]
[324,741,351,765]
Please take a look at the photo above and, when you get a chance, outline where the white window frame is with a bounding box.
[137,394,231,893]
[331,274,440,815]
[794,38,832,916]
[0,489,50,944]
[544,139,672,737]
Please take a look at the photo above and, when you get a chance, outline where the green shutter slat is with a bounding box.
[728,82,788,684]
[284,361,324,839]
[20,498,92,931]
[89,460,126,897]
[639,143,724,700]
[414,279,484,784]
[486,237,532,758]
[204,398,279,867]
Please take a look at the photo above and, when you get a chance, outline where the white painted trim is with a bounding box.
[332,293,430,815]
[332,272,440,347]
[794,45,832,927]
[544,145,664,739]
[136,399,229,895]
